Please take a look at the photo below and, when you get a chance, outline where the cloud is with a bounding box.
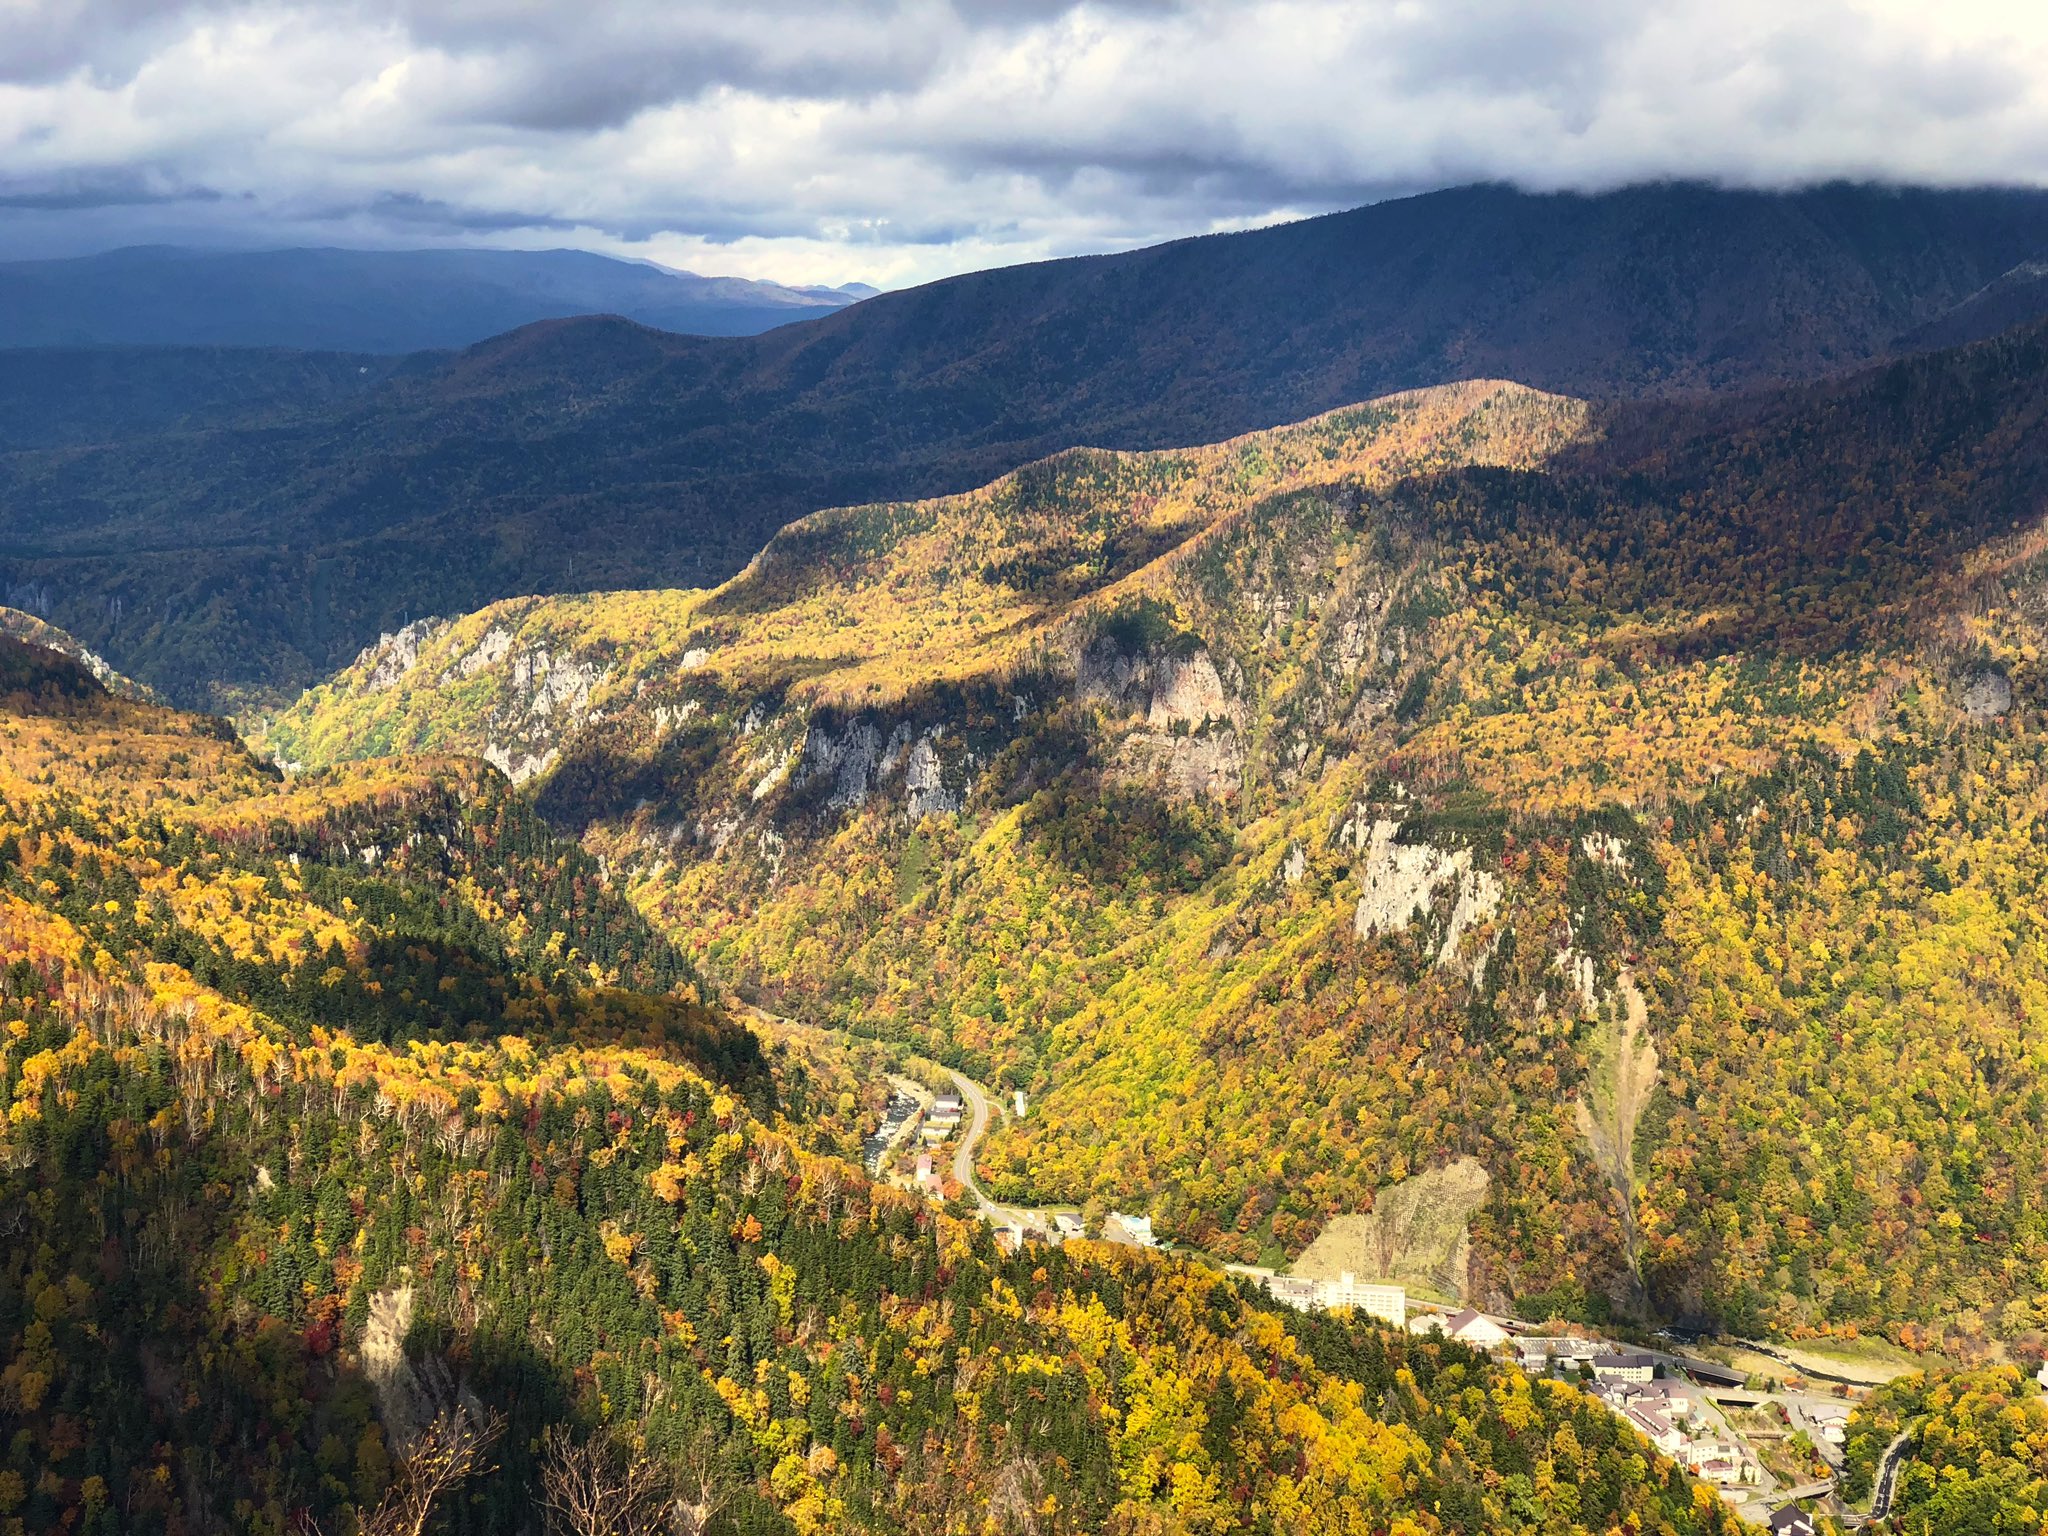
[0,0,2043,285]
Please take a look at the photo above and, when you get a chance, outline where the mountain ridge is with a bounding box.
[8,180,2048,706]
[0,243,863,353]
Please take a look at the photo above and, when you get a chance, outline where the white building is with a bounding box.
[1013,1089,1028,1118]
[1622,1405,1684,1455]
[1224,1267,1407,1326]
[1412,1308,1510,1348]
[1318,1273,1408,1327]
[1591,1352,1657,1384]
[1104,1212,1157,1248]
[1680,1441,1760,1486]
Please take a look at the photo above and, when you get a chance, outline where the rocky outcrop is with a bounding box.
[1114,727,1245,799]
[1348,816,1502,969]
[467,643,609,785]
[1077,636,1244,732]
[1960,667,2013,721]
[905,731,963,818]
[362,1284,428,1444]
[357,618,447,693]
[444,623,514,682]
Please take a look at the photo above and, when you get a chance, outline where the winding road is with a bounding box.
[1864,1425,1916,1524]
[948,1070,997,1212]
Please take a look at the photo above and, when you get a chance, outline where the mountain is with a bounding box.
[0,632,1739,1536]
[0,244,862,353]
[0,604,156,697]
[7,181,2048,707]
[268,315,2048,1355]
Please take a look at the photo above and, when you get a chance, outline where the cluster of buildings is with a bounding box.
[921,1091,964,1144]
[862,1087,970,1177]
[1515,1338,1768,1491]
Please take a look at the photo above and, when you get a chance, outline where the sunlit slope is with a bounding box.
[270,323,2048,1348]
[0,634,1739,1536]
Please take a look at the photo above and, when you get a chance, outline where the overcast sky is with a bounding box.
[3,0,2046,288]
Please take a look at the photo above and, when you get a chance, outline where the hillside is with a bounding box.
[8,181,2048,706]
[268,318,2048,1354]
[0,633,1740,1536]
[0,245,860,353]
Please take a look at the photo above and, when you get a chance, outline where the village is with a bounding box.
[863,1075,1925,1534]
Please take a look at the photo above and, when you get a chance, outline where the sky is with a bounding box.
[2,0,2046,289]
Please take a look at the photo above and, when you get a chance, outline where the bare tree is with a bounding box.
[668,1434,734,1536]
[356,1405,504,1536]
[538,1426,668,1536]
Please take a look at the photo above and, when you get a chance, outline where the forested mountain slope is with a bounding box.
[0,635,1738,1535]
[0,245,859,353]
[271,317,2048,1353]
[7,181,2048,706]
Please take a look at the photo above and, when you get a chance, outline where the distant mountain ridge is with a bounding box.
[6,180,2048,705]
[0,243,865,352]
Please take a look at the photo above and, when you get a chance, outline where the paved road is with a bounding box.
[949,1070,997,1213]
[1866,1425,1916,1523]
[944,1069,1077,1235]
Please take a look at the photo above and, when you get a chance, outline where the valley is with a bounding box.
[258,317,2048,1370]
[6,167,2048,1536]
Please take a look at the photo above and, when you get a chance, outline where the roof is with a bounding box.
[1679,1359,1748,1387]
[1768,1509,1816,1536]
[1592,1352,1656,1369]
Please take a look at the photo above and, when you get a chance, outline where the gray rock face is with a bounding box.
[357,618,446,693]
[905,731,963,818]
[1077,637,1244,731]
[1147,651,1234,730]
[1961,668,2013,721]
[444,623,513,681]
[1116,726,1245,799]
[1349,816,1502,969]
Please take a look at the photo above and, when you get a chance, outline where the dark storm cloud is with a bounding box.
[0,169,222,211]
[0,0,2042,284]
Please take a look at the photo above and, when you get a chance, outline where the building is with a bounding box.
[1622,1405,1683,1455]
[1233,1267,1408,1325]
[1516,1336,1603,1372]
[1103,1212,1157,1248]
[1625,1381,1693,1418]
[1679,1441,1759,1486]
[1269,1276,1320,1309]
[1433,1310,1515,1343]
[1768,1508,1817,1536]
[1013,1089,1028,1118]
[1052,1212,1084,1240]
[1678,1358,1748,1389]
[1318,1274,1407,1327]
[1591,1352,1657,1384]
[1802,1401,1849,1446]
